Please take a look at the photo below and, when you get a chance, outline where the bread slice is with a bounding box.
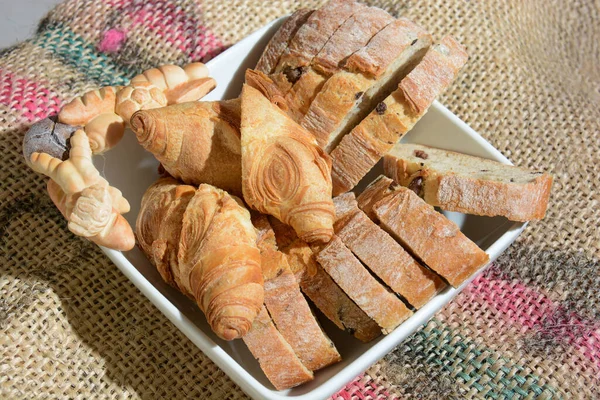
[330,35,468,195]
[256,9,315,74]
[243,306,314,390]
[315,236,413,333]
[269,216,382,342]
[301,18,432,152]
[275,0,363,73]
[251,213,341,370]
[358,178,490,287]
[284,5,394,122]
[333,193,445,308]
[355,175,396,220]
[261,248,341,371]
[383,143,553,221]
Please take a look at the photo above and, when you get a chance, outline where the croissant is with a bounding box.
[241,84,334,243]
[57,63,216,154]
[130,99,243,194]
[29,129,134,250]
[136,177,264,340]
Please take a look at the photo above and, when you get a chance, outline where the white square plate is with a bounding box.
[94,16,526,400]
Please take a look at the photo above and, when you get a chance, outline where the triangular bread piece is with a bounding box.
[241,84,334,244]
[301,18,432,152]
[330,36,468,195]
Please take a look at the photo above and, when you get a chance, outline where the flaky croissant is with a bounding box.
[241,84,334,243]
[136,177,264,340]
[58,63,216,153]
[130,99,242,194]
[29,129,134,251]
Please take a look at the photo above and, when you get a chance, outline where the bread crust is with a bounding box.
[368,184,490,288]
[315,236,412,333]
[330,35,468,195]
[242,306,314,390]
[333,193,445,308]
[383,144,553,221]
[256,9,314,74]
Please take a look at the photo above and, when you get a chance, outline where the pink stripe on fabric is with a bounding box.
[466,270,600,371]
[0,69,62,122]
[332,374,397,400]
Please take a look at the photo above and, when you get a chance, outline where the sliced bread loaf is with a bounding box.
[284,5,394,122]
[333,193,445,308]
[269,216,382,342]
[275,0,362,73]
[256,9,315,74]
[243,306,314,390]
[315,236,413,334]
[301,18,432,152]
[261,247,341,371]
[383,143,553,221]
[357,178,490,287]
[330,35,468,195]
[252,214,341,370]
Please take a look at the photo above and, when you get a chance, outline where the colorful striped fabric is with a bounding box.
[1,1,598,399]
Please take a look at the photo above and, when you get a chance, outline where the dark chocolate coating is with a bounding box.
[23,117,79,164]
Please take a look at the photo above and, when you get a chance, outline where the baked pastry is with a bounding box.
[255,8,315,74]
[315,236,413,333]
[130,100,242,194]
[29,129,134,251]
[333,193,445,308]
[330,35,468,195]
[241,84,334,243]
[58,63,215,153]
[136,178,263,340]
[383,143,553,221]
[242,306,314,390]
[269,216,381,342]
[301,18,432,152]
[357,177,490,287]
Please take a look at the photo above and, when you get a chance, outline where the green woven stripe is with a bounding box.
[415,319,561,399]
[32,23,135,87]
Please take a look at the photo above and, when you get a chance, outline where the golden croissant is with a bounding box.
[241,84,334,243]
[136,177,264,340]
[29,129,134,251]
[130,99,242,194]
[58,62,216,153]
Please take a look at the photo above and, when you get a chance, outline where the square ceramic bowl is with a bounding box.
[94,16,526,400]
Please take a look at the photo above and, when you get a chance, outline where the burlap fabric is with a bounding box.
[1,1,598,398]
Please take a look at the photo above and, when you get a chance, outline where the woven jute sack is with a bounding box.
[1,1,598,399]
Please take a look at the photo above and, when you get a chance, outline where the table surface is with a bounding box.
[0,0,61,49]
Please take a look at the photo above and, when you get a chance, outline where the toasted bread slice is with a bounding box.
[269,216,382,342]
[330,36,468,195]
[301,18,432,152]
[284,5,394,122]
[357,178,490,287]
[333,193,445,308]
[243,306,314,390]
[256,9,315,74]
[383,143,553,221]
[315,236,413,333]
